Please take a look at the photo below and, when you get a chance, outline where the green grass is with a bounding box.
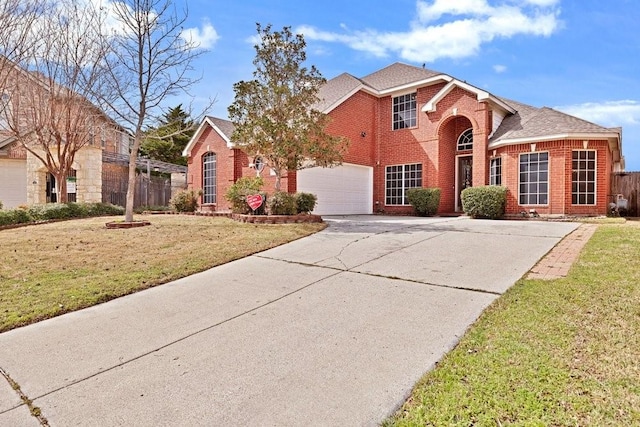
[385,223,640,426]
[0,215,325,332]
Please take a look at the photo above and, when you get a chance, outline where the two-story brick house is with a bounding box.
[0,61,131,209]
[183,63,624,216]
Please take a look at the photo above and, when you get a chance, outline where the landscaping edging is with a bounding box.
[105,220,152,229]
[143,210,322,224]
[231,213,323,224]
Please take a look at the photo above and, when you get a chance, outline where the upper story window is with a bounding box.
[457,128,473,151]
[0,92,11,130]
[392,92,416,130]
[100,126,107,148]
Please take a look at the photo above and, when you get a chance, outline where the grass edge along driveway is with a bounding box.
[0,215,325,333]
[384,221,640,426]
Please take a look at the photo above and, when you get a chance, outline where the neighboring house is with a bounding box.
[0,60,133,209]
[183,62,624,216]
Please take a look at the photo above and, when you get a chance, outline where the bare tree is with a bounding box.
[0,0,113,203]
[96,0,207,222]
[0,0,46,86]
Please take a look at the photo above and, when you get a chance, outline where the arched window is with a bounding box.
[457,128,473,151]
[202,152,216,204]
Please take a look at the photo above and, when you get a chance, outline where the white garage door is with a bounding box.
[297,163,373,215]
[0,159,27,209]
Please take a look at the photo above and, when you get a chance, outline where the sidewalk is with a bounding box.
[527,223,598,280]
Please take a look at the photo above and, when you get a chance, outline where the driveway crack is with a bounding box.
[0,366,49,425]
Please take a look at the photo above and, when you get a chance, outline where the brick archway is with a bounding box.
[436,115,475,213]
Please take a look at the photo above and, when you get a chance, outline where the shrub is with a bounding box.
[461,186,507,219]
[0,200,3,210]
[269,191,297,215]
[0,202,123,227]
[406,188,441,217]
[225,177,265,214]
[28,203,74,220]
[0,209,32,226]
[64,202,90,218]
[295,192,317,214]
[170,190,200,213]
[86,203,124,217]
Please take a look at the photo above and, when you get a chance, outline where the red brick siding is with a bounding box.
[498,140,611,215]
[186,126,235,211]
[187,82,615,217]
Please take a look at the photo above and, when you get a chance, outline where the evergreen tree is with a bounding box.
[141,104,194,166]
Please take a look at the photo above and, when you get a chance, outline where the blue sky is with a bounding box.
[173,0,639,170]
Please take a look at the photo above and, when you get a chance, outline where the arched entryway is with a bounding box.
[45,169,77,203]
[437,116,475,212]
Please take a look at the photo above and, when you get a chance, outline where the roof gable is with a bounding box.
[182,116,235,157]
[422,80,516,114]
[315,73,364,113]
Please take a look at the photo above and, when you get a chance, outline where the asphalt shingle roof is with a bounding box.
[490,97,616,143]
[207,116,235,140]
[360,62,443,91]
[315,72,363,113]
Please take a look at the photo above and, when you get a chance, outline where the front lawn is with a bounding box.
[0,215,325,332]
[385,222,640,426]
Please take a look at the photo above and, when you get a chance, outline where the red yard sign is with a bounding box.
[246,194,263,211]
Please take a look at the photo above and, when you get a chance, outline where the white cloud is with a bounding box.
[181,19,219,49]
[555,100,640,127]
[493,64,507,73]
[299,0,561,62]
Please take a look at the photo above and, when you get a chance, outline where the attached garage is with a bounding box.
[0,159,27,209]
[297,163,373,215]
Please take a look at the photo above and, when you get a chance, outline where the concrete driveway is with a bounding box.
[0,216,578,426]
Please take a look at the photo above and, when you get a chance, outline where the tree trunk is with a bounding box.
[125,133,143,222]
[56,172,68,203]
[274,171,281,192]
[124,148,137,222]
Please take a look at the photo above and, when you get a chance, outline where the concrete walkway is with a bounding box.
[0,216,578,426]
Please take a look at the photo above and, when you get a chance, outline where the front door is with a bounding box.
[456,156,473,211]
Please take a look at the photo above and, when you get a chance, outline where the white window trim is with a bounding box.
[518,151,550,206]
[489,156,502,186]
[391,91,417,131]
[571,149,597,206]
[457,128,473,151]
[202,152,217,205]
[385,162,422,206]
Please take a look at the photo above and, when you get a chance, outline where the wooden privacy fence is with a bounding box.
[611,172,640,217]
[102,170,175,208]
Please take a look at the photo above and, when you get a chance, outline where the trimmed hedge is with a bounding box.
[461,186,507,219]
[0,202,124,227]
[0,209,32,227]
[406,188,441,217]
